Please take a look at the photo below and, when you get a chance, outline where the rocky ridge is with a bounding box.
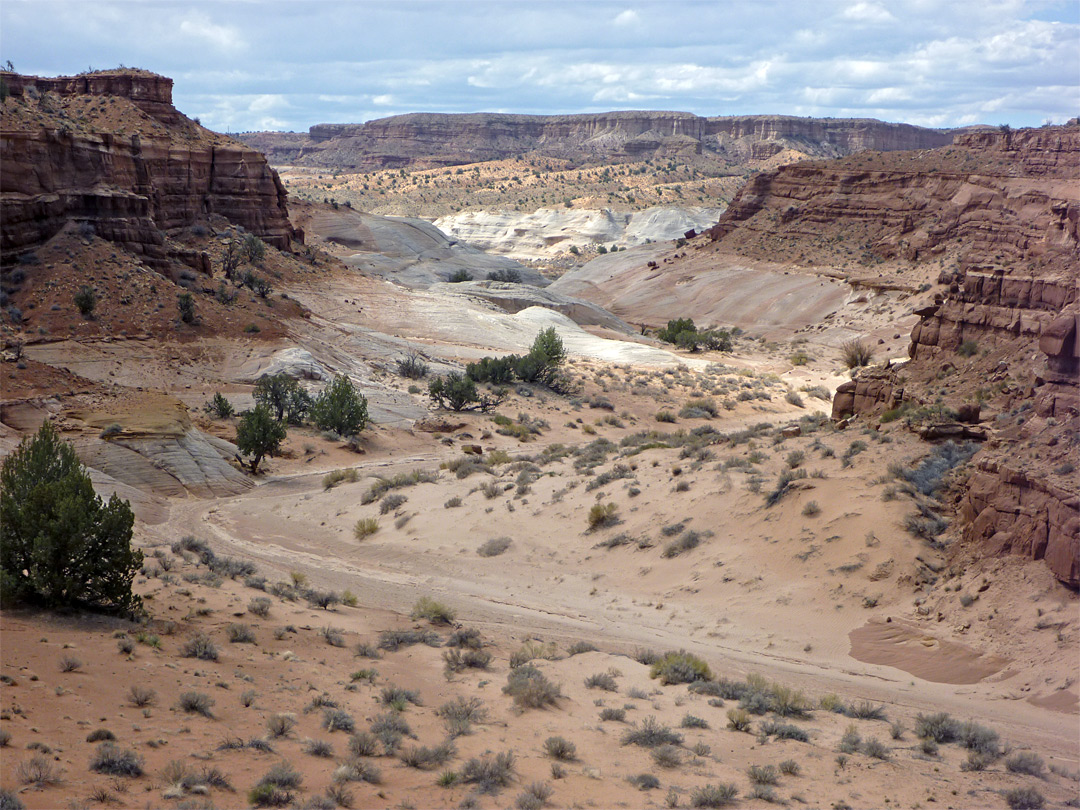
[241,111,957,170]
[1,70,298,270]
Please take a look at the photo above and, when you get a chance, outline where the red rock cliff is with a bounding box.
[1,70,297,265]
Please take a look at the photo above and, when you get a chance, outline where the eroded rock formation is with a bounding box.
[240,112,955,169]
[1,70,297,267]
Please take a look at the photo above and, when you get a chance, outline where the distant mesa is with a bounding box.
[239,111,958,170]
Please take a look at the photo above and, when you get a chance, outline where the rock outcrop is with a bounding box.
[1,70,297,268]
[241,112,956,170]
[433,206,724,260]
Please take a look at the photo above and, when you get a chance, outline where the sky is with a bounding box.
[2,0,1077,133]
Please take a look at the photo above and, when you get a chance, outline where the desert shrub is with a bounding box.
[227,623,256,643]
[89,742,143,776]
[662,530,705,558]
[429,373,489,411]
[86,728,115,743]
[1,422,141,612]
[801,500,821,516]
[333,759,382,785]
[1005,787,1045,810]
[690,783,738,807]
[378,628,441,651]
[759,720,809,742]
[235,405,287,474]
[399,741,456,769]
[380,685,422,709]
[915,712,960,743]
[322,468,359,490]
[127,685,156,707]
[779,759,800,776]
[844,700,886,721]
[785,391,805,408]
[543,736,577,760]
[765,468,807,506]
[248,596,272,617]
[863,737,890,759]
[74,285,97,317]
[308,590,341,611]
[839,724,862,753]
[412,596,455,624]
[509,639,560,667]
[651,744,682,768]
[443,647,492,675]
[958,720,1000,757]
[353,517,379,540]
[447,627,483,649]
[681,713,708,729]
[649,650,711,684]
[840,339,874,368]
[379,493,407,514]
[584,672,618,691]
[323,708,355,733]
[1005,751,1044,776]
[567,640,597,655]
[726,708,752,732]
[957,339,979,357]
[516,781,552,810]
[347,731,381,757]
[16,755,60,786]
[747,764,779,785]
[59,655,82,672]
[311,374,368,437]
[504,664,561,709]
[901,441,979,496]
[623,716,683,748]
[370,712,412,751]
[437,696,488,737]
[477,536,512,557]
[177,691,214,717]
[396,352,429,379]
[181,633,219,661]
[656,410,677,423]
[586,502,619,531]
[444,496,462,508]
[267,714,295,738]
[204,392,234,419]
[628,773,660,790]
[600,707,626,722]
[462,751,516,795]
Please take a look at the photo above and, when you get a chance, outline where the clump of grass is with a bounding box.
[567,640,598,655]
[543,736,577,760]
[649,650,711,684]
[353,517,379,540]
[399,741,456,769]
[586,502,619,531]
[323,468,358,490]
[509,639,560,668]
[779,759,800,776]
[89,742,143,776]
[411,596,456,625]
[380,685,422,709]
[840,339,874,369]
[801,500,821,517]
[622,716,683,748]
[844,700,887,721]
[128,685,156,707]
[461,751,515,795]
[266,714,295,738]
[1005,751,1044,777]
[584,672,618,691]
[379,493,407,514]
[600,707,626,722]
[59,656,83,673]
[690,783,739,807]
[378,628,441,651]
[1005,787,1045,810]
[361,469,438,504]
[478,537,512,557]
[181,633,219,661]
[227,623,256,643]
[726,708,752,732]
[504,664,561,709]
[177,691,215,717]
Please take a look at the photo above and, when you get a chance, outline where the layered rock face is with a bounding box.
[241,112,955,169]
[1,70,296,266]
[709,126,1078,587]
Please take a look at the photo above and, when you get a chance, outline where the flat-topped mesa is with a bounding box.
[243,111,955,169]
[1,70,298,267]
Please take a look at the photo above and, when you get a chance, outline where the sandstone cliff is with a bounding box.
[713,126,1077,587]
[240,111,955,169]
[1,70,297,268]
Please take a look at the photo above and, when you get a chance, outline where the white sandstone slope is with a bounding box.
[433,205,724,259]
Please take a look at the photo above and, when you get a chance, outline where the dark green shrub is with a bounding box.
[840,339,874,368]
[310,374,368,436]
[203,392,234,418]
[74,285,96,317]
[177,292,196,324]
[1,422,140,612]
[235,404,287,474]
[649,650,711,684]
[503,664,561,709]
[1005,787,1044,810]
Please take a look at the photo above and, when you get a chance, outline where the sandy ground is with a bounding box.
[2,222,1077,810]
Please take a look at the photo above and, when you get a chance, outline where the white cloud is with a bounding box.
[177,12,244,52]
[841,2,896,23]
[613,9,641,27]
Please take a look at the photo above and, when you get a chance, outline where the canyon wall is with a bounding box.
[707,125,1078,587]
[1,71,297,266]
[241,112,956,169]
